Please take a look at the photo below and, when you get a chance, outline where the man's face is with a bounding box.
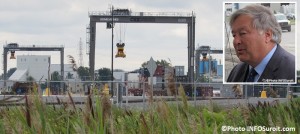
[231,15,268,67]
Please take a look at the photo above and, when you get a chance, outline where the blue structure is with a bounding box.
[217,65,223,76]
[199,59,219,75]
[199,61,209,74]
[212,60,217,73]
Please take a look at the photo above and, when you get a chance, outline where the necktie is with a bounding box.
[246,68,257,82]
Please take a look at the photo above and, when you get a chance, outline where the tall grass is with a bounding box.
[0,88,299,133]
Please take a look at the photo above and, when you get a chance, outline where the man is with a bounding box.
[227,4,295,83]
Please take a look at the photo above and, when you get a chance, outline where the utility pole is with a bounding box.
[111,5,114,98]
[78,38,84,67]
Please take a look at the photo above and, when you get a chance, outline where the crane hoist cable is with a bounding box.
[116,23,127,43]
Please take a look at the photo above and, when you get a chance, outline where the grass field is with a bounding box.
[0,88,299,133]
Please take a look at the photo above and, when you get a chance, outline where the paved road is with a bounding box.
[119,97,289,110]
[0,95,289,110]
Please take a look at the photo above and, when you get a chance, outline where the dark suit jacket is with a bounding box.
[227,45,295,83]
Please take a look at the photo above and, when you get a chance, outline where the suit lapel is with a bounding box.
[258,45,282,81]
[238,63,249,82]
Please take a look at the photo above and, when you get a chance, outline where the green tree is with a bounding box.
[51,71,61,81]
[67,55,78,71]
[26,76,35,82]
[114,69,124,72]
[157,59,171,67]
[97,68,113,81]
[26,75,36,90]
[50,71,61,91]
[77,66,90,81]
[66,72,74,79]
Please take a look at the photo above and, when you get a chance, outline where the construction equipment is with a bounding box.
[12,82,38,95]
[10,51,16,59]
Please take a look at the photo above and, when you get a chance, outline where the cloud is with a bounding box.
[1,0,298,74]
[0,0,69,12]
[0,0,221,73]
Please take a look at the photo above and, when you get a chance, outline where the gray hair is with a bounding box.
[230,4,282,44]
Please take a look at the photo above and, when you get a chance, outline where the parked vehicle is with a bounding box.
[275,14,291,32]
[286,13,295,20]
[12,82,38,95]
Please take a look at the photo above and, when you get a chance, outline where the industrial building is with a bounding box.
[9,55,78,82]
[195,46,223,82]
[9,55,51,81]
[6,55,80,94]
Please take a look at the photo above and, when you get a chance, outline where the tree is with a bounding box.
[51,71,61,81]
[198,75,209,82]
[77,66,90,81]
[67,55,78,71]
[50,71,61,92]
[141,59,171,68]
[26,75,36,91]
[114,69,124,72]
[66,72,74,79]
[97,68,113,81]
[26,76,35,82]
[157,59,171,67]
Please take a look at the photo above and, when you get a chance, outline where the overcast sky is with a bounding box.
[0,0,299,74]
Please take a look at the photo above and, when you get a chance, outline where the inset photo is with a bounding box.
[224,3,297,84]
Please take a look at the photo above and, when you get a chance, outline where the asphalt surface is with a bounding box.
[0,95,289,110]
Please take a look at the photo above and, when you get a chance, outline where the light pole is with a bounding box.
[111,5,114,98]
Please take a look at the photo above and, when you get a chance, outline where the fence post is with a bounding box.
[143,81,145,111]
[245,85,248,104]
[126,83,128,107]
[194,82,196,107]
